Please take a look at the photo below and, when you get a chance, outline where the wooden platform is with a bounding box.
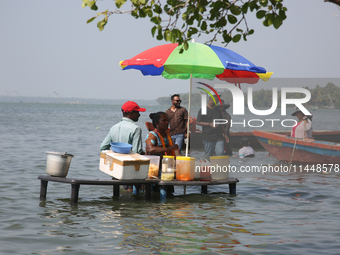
[38,175,239,205]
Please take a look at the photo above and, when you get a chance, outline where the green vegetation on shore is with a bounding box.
[157,83,340,109]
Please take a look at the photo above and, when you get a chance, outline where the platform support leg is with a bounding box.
[113,185,120,197]
[71,184,80,205]
[40,180,48,200]
[201,185,208,194]
[160,186,167,201]
[145,184,151,201]
[229,183,236,194]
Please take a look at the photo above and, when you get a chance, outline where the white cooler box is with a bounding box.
[99,150,150,180]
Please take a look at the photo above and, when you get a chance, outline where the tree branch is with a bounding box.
[324,0,340,6]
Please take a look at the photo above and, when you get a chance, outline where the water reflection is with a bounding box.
[85,196,268,254]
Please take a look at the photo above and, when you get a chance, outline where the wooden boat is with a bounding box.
[253,130,340,164]
[190,130,340,150]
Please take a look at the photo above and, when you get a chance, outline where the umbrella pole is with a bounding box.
[185,74,192,157]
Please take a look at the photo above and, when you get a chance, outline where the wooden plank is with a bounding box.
[38,175,238,186]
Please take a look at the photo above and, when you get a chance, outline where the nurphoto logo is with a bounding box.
[200,83,312,128]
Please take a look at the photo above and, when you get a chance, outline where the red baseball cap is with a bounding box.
[121,101,146,112]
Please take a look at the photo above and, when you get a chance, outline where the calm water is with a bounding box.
[1,102,340,255]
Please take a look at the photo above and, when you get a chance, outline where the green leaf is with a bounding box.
[201,21,207,31]
[263,18,269,27]
[97,19,107,31]
[227,15,237,24]
[140,0,147,4]
[241,2,249,13]
[87,16,97,23]
[249,29,255,35]
[222,31,232,43]
[232,34,241,43]
[187,17,194,25]
[151,16,161,24]
[267,13,274,26]
[154,4,162,14]
[82,0,89,6]
[190,27,198,35]
[279,9,287,20]
[151,26,157,37]
[184,41,189,50]
[259,0,268,7]
[156,34,163,40]
[91,3,98,11]
[230,6,241,15]
[170,32,176,43]
[139,9,146,18]
[156,27,163,40]
[172,29,181,38]
[249,0,260,11]
[115,0,127,9]
[256,10,266,19]
[164,30,171,41]
[272,15,282,29]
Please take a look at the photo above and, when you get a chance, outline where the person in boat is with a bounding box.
[145,112,179,156]
[291,109,312,139]
[165,94,188,155]
[218,99,233,156]
[100,101,146,154]
[238,137,255,158]
[196,95,226,157]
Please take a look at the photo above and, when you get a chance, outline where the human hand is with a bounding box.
[171,144,179,151]
[225,135,229,143]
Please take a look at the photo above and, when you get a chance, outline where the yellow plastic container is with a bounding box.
[176,156,195,181]
[210,156,229,180]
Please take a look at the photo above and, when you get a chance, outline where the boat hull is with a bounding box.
[253,130,340,164]
[190,130,340,150]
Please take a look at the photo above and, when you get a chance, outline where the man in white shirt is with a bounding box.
[238,137,255,158]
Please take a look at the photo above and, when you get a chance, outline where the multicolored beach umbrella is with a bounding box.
[120,42,272,87]
[120,42,272,156]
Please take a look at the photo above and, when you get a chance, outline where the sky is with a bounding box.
[0,0,340,100]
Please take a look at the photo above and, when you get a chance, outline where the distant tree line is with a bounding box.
[156,83,340,108]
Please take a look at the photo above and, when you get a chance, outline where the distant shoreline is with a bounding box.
[0,95,158,106]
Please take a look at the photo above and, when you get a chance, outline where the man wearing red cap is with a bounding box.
[100,101,146,154]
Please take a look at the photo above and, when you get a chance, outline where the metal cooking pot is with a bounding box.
[46,151,74,177]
